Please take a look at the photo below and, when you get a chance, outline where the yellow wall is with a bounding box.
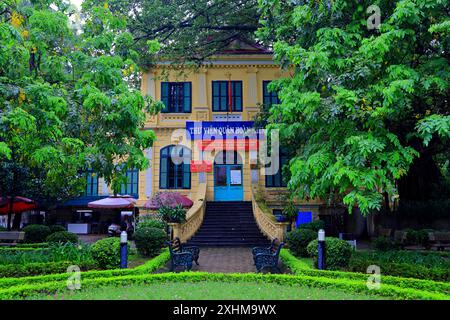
[134,54,286,205]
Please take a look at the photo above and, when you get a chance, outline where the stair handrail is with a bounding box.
[251,184,290,242]
[168,182,207,243]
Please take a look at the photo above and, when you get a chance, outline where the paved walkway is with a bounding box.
[157,247,290,274]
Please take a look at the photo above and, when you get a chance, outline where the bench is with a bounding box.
[252,238,278,264]
[252,239,284,273]
[429,232,450,251]
[165,237,200,271]
[0,231,25,246]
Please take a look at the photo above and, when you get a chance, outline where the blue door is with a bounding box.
[214,164,243,201]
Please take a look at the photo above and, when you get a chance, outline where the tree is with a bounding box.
[257,0,449,215]
[0,0,159,229]
[84,0,260,66]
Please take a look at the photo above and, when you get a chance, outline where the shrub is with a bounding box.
[49,225,66,234]
[298,220,325,232]
[307,237,352,270]
[280,249,450,294]
[23,225,51,243]
[0,261,95,278]
[373,236,397,251]
[286,228,316,257]
[158,204,186,223]
[348,250,449,281]
[134,227,167,257]
[46,231,79,244]
[91,237,127,269]
[138,215,167,230]
[0,226,7,231]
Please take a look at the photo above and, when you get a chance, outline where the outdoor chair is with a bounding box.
[165,237,200,271]
[253,240,284,273]
[252,238,278,265]
[339,233,357,250]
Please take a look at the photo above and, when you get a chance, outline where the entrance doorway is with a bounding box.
[214,151,243,201]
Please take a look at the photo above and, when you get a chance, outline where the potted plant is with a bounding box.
[158,204,187,223]
[283,198,298,232]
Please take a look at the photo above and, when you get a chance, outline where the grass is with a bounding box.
[27,281,385,300]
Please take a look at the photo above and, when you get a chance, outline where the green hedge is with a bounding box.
[349,257,449,282]
[0,271,447,300]
[0,247,48,253]
[280,249,450,295]
[0,261,96,278]
[0,249,170,289]
[16,243,49,248]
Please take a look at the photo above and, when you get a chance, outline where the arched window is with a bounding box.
[160,145,191,189]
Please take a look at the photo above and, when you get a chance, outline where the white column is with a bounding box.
[100,178,109,195]
[197,68,207,107]
[147,72,156,98]
[247,68,258,107]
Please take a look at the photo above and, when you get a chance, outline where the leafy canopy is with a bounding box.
[258,0,449,214]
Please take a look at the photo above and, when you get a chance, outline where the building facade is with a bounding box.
[49,40,325,235]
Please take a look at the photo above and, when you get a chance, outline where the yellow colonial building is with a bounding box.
[51,40,324,242]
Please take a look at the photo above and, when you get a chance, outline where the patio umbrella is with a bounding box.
[87,195,136,209]
[143,192,193,210]
[0,196,37,215]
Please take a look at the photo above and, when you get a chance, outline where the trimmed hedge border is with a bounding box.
[0,249,170,289]
[0,272,447,300]
[0,247,48,253]
[280,249,450,295]
[0,261,96,278]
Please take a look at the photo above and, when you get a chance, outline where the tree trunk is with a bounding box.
[12,212,22,230]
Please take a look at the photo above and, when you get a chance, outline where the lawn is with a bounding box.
[28,281,384,300]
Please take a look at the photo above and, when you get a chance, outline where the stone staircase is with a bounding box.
[185,201,271,247]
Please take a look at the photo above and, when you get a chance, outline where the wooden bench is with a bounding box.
[0,231,25,246]
[429,232,450,251]
[252,239,284,273]
[165,237,200,272]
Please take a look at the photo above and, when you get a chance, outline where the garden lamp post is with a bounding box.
[120,231,128,269]
[318,229,326,270]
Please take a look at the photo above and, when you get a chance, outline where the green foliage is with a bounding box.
[0,0,157,227]
[0,249,170,289]
[373,236,398,251]
[134,227,167,257]
[48,225,66,234]
[137,215,167,230]
[404,229,430,246]
[280,249,450,295]
[0,270,446,300]
[286,228,316,257]
[349,251,449,282]
[258,0,450,214]
[298,220,325,232]
[158,204,187,223]
[91,237,127,269]
[307,237,352,270]
[0,261,96,278]
[22,225,51,243]
[87,0,260,65]
[46,231,79,244]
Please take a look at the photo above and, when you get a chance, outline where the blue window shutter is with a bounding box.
[183,163,191,188]
[161,82,169,113]
[183,82,191,112]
